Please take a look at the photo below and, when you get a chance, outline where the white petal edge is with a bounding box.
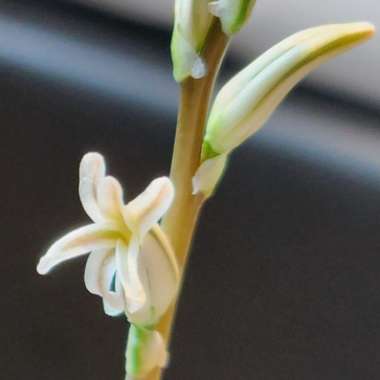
[100,255,125,316]
[97,176,125,223]
[37,223,120,275]
[79,152,106,222]
[84,248,125,315]
[123,177,174,240]
[115,238,146,314]
[103,299,124,317]
[84,249,112,295]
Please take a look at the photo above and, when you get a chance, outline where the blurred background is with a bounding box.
[1,1,380,379]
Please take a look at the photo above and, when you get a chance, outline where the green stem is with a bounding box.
[144,20,229,380]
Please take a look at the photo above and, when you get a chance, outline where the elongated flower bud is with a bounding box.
[171,0,214,82]
[209,0,256,35]
[203,22,375,158]
[193,22,375,197]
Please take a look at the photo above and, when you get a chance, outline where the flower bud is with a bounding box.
[171,0,214,82]
[126,325,168,378]
[209,0,256,35]
[192,153,227,197]
[202,22,375,158]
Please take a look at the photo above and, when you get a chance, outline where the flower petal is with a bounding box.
[37,223,120,275]
[115,238,146,315]
[118,226,179,327]
[84,249,125,315]
[100,255,125,316]
[84,249,112,295]
[97,176,125,223]
[133,228,179,325]
[123,177,174,239]
[103,299,124,317]
[79,152,106,222]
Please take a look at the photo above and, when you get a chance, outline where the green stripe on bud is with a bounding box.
[209,0,256,34]
[171,0,214,82]
[203,22,375,158]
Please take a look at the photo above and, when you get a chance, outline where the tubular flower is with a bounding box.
[37,153,180,376]
[193,22,375,197]
[171,0,214,82]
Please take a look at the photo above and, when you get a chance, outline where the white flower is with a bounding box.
[37,152,179,328]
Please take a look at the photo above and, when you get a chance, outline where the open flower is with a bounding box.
[37,152,179,328]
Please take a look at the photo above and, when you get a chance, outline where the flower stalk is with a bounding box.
[144,19,229,380]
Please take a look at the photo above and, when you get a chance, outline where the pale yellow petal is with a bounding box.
[115,238,146,314]
[123,177,174,239]
[97,176,125,223]
[79,152,106,222]
[124,227,179,327]
[100,255,125,316]
[84,249,112,295]
[37,223,120,275]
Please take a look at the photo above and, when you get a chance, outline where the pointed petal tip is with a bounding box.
[362,22,375,37]
[351,21,375,33]
[123,177,174,234]
[37,255,55,277]
[153,177,175,198]
[36,257,50,275]
[341,21,376,39]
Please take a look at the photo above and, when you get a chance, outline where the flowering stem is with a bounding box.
[143,20,229,380]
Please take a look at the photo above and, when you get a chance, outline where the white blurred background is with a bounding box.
[75,0,380,107]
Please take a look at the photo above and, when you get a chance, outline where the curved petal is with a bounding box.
[134,230,179,325]
[84,249,112,295]
[150,225,179,281]
[115,238,146,314]
[97,176,125,223]
[123,177,174,240]
[37,223,120,275]
[119,228,179,326]
[103,299,124,317]
[100,255,125,316]
[84,249,125,315]
[79,152,106,222]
